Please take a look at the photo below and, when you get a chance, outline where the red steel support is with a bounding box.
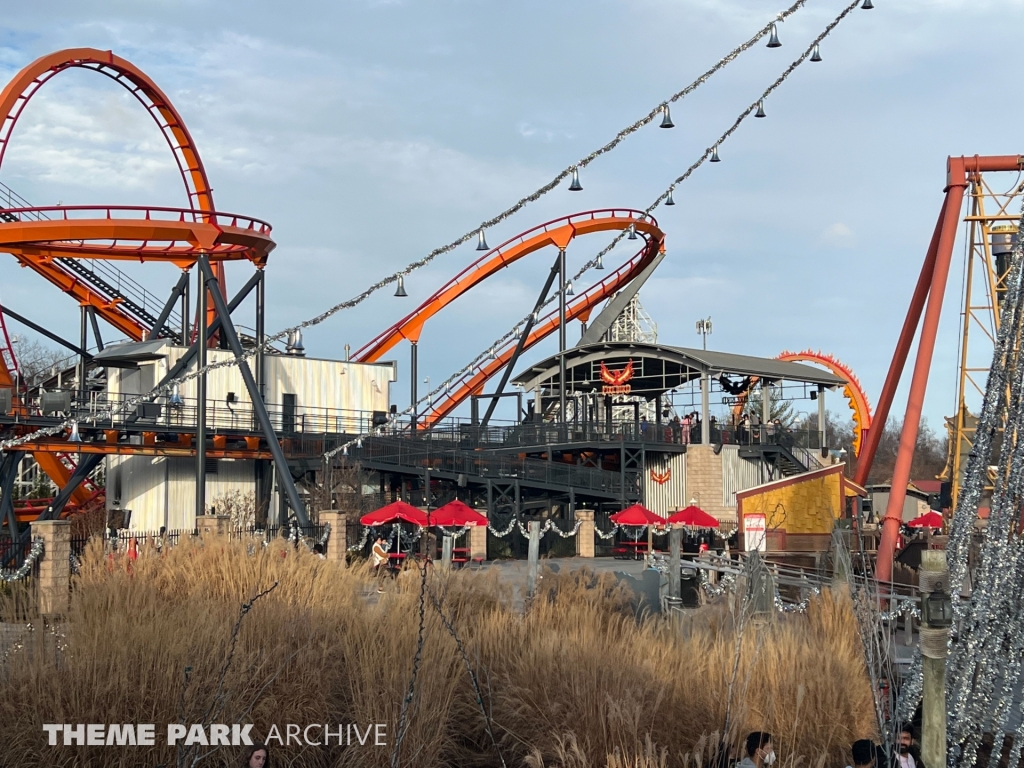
[876,178,967,583]
[853,206,944,488]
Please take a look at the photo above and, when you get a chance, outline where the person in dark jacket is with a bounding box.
[895,724,924,768]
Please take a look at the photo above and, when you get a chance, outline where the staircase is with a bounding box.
[0,181,182,342]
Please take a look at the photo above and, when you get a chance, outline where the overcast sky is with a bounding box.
[0,0,1021,431]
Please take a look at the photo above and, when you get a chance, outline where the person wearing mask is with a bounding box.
[737,732,775,768]
[848,739,876,768]
[896,725,924,768]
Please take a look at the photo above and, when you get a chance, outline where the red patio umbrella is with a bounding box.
[360,500,429,527]
[667,505,720,528]
[610,504,665,527]
[430,500,487,527]
[908,510,944,529]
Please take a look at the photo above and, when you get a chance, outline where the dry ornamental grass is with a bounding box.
[0,537,876,768]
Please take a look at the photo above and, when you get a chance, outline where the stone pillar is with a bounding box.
[195,514,230,538]
[31,519,71,617]
[576,509,595,558]
[470,509,488,561]
[319,511,346,565]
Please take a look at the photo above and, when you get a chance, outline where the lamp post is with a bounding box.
[696,317,712,350]
[919,549,951,768]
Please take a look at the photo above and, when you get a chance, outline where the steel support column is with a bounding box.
[877,181,967,583]
[196,262,208,520]
[410,341,418,432]
[198,257,310,527]
[78,305,88,406]
[558,248,567,424]
[854,202,946,486]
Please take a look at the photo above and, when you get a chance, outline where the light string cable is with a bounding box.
[319,0,866,460]
[0,0,851,456]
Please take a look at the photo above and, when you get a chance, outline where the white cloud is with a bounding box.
[820,222,854,249]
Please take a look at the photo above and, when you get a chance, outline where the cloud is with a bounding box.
[819,222,855,249]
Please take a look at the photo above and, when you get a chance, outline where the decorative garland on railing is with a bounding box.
[349,527,372,552]
[0,538,44,583]
[595,524,620,540]
[488,518,517,538]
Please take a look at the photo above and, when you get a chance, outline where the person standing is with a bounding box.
[681,413,691,444]
[371,535,389,594]
[737,732,775,768]
[895,725,924,768]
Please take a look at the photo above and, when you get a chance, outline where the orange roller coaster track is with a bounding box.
[0,48,276,515]
[356,209,665,426]
[0,49,277,341]
[776,350,873,457]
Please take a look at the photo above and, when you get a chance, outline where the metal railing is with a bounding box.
[358,436,622,495]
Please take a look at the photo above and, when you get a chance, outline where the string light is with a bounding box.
[0,0,862,458]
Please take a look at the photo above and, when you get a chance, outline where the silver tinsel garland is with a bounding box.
[0,538,44,582]
[936,196,1024,768]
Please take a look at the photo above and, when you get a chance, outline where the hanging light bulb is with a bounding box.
[595,253,605,270]
[565,281,575,296]
[861,0,873,8]
[810,43,822,62]
[394,275,408,297]
[476,229,489,251]
[568,167,583,191]
[342,444,348,456]
[659,104,674,129]
[169,383,184,408]
[489,348,497,360]
[356,436,363,448]
[710,145,721,163]
[766,23,781,48]
[666,189,675,206]
[755,99,766,118]
[68,421,81,443]
[627,223,637,240]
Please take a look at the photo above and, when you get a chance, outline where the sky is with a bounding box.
[0,0,1022,430]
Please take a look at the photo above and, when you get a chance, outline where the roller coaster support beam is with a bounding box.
[37,453,104,524]
[411,342,418,433]
[1,450,23,538]
[198,257,309,527]
[559,248,567,424]
[79,306,88,406]
[867,155,1024,583]
[151,269,190,342]
[0,306,92,360]
[87,306,104,351]
[141,269,262,414]
[196,259,207,521]
[481,252,562,428]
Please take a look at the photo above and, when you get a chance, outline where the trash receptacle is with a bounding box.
[680,565,700,607]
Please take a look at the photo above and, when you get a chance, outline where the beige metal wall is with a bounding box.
[721,446,766,508]
[105,344,397,531]
[643,453,687,517]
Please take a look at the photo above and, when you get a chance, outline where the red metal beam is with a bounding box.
[875,171,968,583]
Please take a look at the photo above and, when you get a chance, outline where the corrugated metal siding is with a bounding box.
[721,446,765,508]
[105,345,394,531]
[643,453,687,517]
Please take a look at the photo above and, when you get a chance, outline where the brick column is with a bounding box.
[31,519,70,616]
[576,509,595,558]
[195,514,230,538]
[470,509,488,561]
[319,511,346,565]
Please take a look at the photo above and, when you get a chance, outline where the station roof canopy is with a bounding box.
[511,341,847,398]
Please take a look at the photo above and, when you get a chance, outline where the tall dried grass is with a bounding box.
[0,539,875,767]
